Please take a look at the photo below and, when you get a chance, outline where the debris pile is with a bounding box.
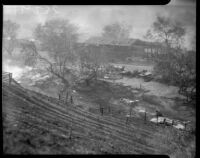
[120,98,139,104]
[120,97,190,131]
[150,117,186,130]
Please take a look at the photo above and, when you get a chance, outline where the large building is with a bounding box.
[76,37,165,62]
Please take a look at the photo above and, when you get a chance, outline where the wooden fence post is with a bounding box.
[101,108,104,116]
[99,104,103,116]
[99,104,101,114]
[144,111,147,123]
[108,106,111,113]
[184,122,187,131]
[163,118,166,128]
[156,114,158,125]
[69,121,73,140]
[9,73,12,85]
[66,91,69,102]
[70,96,73,105]
[58,93,61,100]
[69,126,72,140]
[126,116,129,125]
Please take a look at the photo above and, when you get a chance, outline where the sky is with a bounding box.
[3,0,196,50]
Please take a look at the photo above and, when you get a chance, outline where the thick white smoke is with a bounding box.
[3,59,32,80]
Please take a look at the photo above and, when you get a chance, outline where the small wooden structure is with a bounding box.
[2,72,12,85]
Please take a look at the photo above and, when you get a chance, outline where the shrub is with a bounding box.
[147,127,196,158]
[142,95,161,106]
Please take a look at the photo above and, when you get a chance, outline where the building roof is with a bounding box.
[83,36,137,46]
[82,36,163,47]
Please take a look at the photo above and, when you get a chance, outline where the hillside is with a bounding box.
[2,80,195,156]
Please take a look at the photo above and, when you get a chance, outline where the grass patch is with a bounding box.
[142,94,162,106]
[147,127,195,158]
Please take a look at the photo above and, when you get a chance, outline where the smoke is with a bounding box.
[3,59,23,79]
[156,4,196,50]
[3,57,33,80]
[3,4,196,49]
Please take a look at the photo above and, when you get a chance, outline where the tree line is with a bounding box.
[3,16,196,106]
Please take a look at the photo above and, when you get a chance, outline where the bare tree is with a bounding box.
[20,19,79,96]
[78,45,108,86]
[146,16,195,105]
[146,16,185,50]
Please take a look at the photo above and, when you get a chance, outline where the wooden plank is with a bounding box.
[2,72,10,75]
[2,77,9,79]
[2,75,9,78]
[2,75,9,77]
[2,73,12,85]
[3,78,9,81]
[165,119,173,125]
[2,73,9,76]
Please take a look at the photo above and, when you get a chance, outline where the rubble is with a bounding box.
[120,98,139,104]
[150,117,186,130]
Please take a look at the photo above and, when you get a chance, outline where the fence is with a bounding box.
[58,92,74,105]
[2,72,12,85]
